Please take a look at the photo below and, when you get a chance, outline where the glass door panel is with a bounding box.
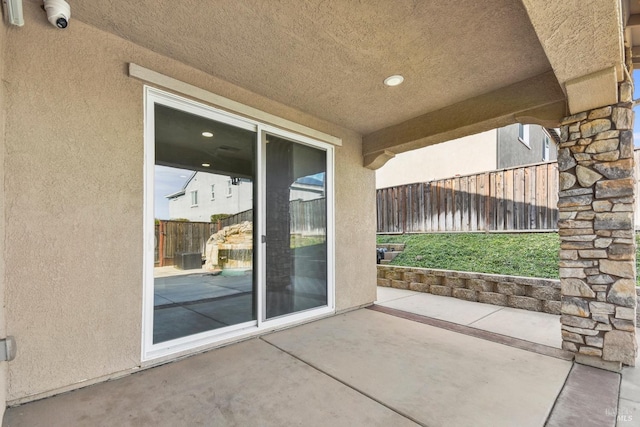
[265,134,327,319]
[153,104,256,343]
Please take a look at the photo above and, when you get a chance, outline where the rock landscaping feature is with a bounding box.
[558,76,637,369]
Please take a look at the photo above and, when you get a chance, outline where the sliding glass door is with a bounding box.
[144,88,333,360]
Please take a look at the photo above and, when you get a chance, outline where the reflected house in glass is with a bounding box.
[165,172,253,222]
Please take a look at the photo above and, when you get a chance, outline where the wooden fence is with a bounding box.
[378,150,640,233]
[220,198,326,236]
[290,198,326,235]
[220,209,253,229]
[156,198,327,265]
[377,162,559,233]
[155,220,218,266]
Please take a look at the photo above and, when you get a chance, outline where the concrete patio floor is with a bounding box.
[3,287,638,426]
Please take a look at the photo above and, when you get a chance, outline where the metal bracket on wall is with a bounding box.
[0,337,16,362]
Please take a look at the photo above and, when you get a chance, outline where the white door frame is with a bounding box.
[142,87,335,362]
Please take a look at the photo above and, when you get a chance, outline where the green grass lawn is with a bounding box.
[377,233,640,284]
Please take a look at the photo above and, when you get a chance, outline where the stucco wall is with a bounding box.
[0,18,8,421]
[3,2,375,403]
[375,130,497,189]
[496,124,558,169]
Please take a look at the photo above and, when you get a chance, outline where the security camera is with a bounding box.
[43,0,70,29]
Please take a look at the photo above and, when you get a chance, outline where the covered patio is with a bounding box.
[0,0,637,423]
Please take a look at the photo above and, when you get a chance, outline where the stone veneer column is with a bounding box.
[558,76,638,370]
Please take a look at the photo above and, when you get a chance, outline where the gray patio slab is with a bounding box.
[546,363,621,427]
[377,287,564,349]
[263,309,572,427]
[3,338,416,427]
[375,286,420,303]
[377,290,503,325]
[618,330,640,427]
[469,307,562,349]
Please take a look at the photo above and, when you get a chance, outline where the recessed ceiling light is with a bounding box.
[202,163,211,167]
[202,132,214,138]
[384,75,404,87]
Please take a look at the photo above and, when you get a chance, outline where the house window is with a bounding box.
[190,190,198,206]
[226,180,233,197]
[542,135,550,161]
[518,124,530,148]
[211,184,215,200]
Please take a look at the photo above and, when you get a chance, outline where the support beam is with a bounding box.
[362,71,566,161]
[363,150,395,171]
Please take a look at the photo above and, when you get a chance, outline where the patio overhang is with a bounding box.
[363,0,629,168]
[65,1,629,170]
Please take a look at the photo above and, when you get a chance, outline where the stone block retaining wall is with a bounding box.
[377,265,640,324]
[377,265,562,314]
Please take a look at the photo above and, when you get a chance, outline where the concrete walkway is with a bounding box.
[375,287,562,348]
[3,287,638,426]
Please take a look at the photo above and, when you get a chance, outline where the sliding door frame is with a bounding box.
[142,87,335,362]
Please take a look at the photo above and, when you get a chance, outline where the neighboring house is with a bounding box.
[376,125,559,188]
[166,172,324,222]
[166,172,253,222]
[0,0,633,420]
[496,124,558,169]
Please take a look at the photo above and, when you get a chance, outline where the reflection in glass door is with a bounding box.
[145,88,334,359]
[152,103,257,343]
[265,134,328,319]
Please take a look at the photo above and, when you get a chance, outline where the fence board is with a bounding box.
[495,171,504,231]
[477,173,488,231]
[431,182,439,231]
[412,184,421,232]
[453,178,462,230]
[535,165,547,228]
[488,173,497,230]
[424,183,432,232]
[443,179,452,230]
[529,167,537,229]
[513,168,524,229]
[460,176,470,231]
[469,175,477,231]
[438,181,446,231]
[503,169,514,230]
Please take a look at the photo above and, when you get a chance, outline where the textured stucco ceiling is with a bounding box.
[61,0,554,136]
